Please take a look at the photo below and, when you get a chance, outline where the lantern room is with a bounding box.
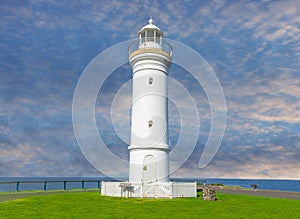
[138,18,163,49]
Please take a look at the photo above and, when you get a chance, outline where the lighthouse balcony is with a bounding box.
[128,144,170,151]
[128,38,172,59]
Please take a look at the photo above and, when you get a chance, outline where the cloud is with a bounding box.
[225,69,300,127]
[174,140,300,179]
[0,0,299,179]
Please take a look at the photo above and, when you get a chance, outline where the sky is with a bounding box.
[0,0,300,179]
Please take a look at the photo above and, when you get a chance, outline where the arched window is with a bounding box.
[149,77,153,85]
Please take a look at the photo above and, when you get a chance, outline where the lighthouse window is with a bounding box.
[156,32,162,44]
[141,32,146,43]
[156,32,161,39]
[148,120,153,128]
[149,77,153,85]
[147,30,154,41]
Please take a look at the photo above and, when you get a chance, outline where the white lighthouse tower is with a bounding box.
[128,18,171,184]
[101,19,196,198]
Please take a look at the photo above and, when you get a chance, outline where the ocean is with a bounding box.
[0,177,299,193]
[201,178,300,192]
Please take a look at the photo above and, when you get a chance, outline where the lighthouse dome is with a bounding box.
[140,18,161,31]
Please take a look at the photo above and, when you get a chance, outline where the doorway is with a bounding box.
[142,155,156,182]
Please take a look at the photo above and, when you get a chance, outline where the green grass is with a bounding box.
[0,191,299,218]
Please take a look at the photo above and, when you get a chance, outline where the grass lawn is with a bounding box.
[0,191,299,218]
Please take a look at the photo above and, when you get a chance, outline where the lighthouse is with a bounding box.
[128,18,171,183]
[101,19,196,198]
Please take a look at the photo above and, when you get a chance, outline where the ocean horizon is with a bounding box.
[0,177,299,193]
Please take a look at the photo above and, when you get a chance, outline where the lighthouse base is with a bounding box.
[101,181,197,198]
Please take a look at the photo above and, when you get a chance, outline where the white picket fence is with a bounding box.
[101,181,197,198]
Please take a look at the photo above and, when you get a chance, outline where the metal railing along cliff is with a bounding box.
[0,179,104,192]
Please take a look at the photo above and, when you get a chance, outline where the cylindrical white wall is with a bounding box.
[129,149,169,182]
[129,50,171,183]
[130,71,168,147]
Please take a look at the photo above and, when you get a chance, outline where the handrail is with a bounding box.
[128,38,173,57]
[0,179,112,192]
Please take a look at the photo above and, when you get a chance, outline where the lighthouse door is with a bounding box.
[143,155,156,183]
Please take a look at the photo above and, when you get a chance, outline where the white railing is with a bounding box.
[101,181,122,197]
[171,181,197,197]
[128,38,173,57]
[101,181,196,198]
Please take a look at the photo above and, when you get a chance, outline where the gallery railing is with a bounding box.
[128,38,173,57]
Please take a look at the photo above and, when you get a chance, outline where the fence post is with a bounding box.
[44,182,47,191]
[64,181,67,190]
[98,181,100,189]
[81,181,85,189]
[16,182,20,192]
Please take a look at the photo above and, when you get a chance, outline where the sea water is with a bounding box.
[201,178,300,192]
